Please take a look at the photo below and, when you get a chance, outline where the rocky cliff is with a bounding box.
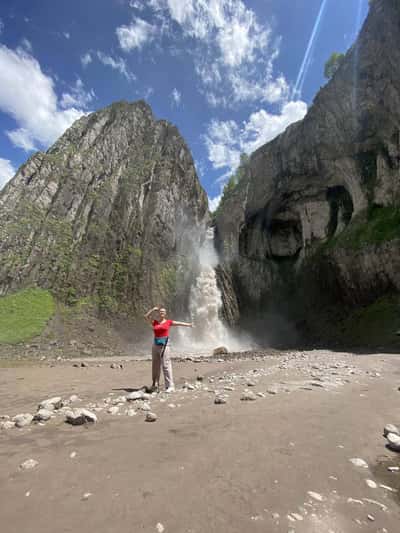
[0,100,208,317]
[215,0,400,347]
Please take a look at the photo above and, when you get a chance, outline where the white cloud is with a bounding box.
[208,194,222,212]
[0,18,4,34]
[116,17,156,51]
[81,52,92,67]
[60,79,95,109]
[20,38,33,52]
[129,0,145,9]
[205,100,308,177]
[96,51,135,80]
[63,32,70,39]
[0,44,90,151]
[0,158,16,189]
[171,87,181,107]
[146,0,288,108]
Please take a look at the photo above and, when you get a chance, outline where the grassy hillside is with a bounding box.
[0,288,55,344]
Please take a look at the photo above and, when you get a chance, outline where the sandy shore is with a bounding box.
[1,349,400,533]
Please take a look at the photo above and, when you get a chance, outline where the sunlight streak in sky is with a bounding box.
[292,0,329,100]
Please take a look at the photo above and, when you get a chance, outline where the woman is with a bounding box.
[144,306,192,392]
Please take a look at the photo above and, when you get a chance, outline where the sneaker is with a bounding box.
[165,386,175,393]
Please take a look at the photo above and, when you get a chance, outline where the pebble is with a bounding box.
[65,408,97,425]
[307,491,324,502]
[0,420,15,430]
[156,523,165,533]
[39,397,63,410]
[70,451,77,459]
[383,424,400,437]
[365,479,377,489]
[69,395,79,403]
[367,514,375,522]
[349,458,369,468]
[126,391,145,401]
[247,381,256,387]
[34,409,53,422]
[82,492,92,500]
[240,391,257,401]
[214,397,227,405]
[20,459,39,470]
[145,412,157,422]
[386,432,400,452]
[387,466,399,472]
[13,414,34,428]
[266,386,279,395]
[107,406,119,415]
[140,402,151,412]
[126,409,136,416]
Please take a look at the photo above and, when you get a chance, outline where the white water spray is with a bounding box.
[176,227,246,354]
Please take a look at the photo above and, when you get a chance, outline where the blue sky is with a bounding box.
[0,0,369,208]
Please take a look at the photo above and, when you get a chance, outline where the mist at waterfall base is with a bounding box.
[173,228,254,356]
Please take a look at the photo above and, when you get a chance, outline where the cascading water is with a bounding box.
[176,226,243,354]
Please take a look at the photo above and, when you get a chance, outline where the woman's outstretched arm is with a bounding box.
[171,321,193,327]
[144,306,159,325]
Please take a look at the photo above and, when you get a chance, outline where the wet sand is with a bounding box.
[1,349,400,533]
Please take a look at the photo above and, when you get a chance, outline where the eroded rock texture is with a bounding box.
[0,101,208,316]
[215,0,400,346]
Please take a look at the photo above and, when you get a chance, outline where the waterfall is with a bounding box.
[176,227,240,353]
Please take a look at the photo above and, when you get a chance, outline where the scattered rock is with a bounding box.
[126,409,136,417]
[386,432,400,452]
[13,414,34,428]
[247,381,256,387]
[387,466,400,472]
[70,451,77,459]
[145,412,157,422]
[266,386,279,395]
[214,397,227,405]
[349,458,369,468]
[213,346,228,356]
[156,523,165,533]
[140,402,151,412]
[307,491,324,502]
[107,406,119,415]
[82,492,92,500]
[126,391,145,401]
[65,408,97,425]
[69,395,79,403]
[196,376,204,382]
[365,479,377,489]
[39,397,63,410]
[240,391,257,401]
[183,383,195,390]
[20,459,39,470]
[383,424,400,437]
[0,420,15,430]
[367,514,375,522]
[34,409,53,422]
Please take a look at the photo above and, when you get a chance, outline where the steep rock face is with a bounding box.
[0,101,208,316]
[215,0,400,345]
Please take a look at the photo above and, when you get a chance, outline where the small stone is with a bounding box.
[70,451,77,459]
[307,491,324,502]
[272,512,280,520]
[367,514,375,522]
[13,414,34,428]
[386,432,400,452]
[291,513,303,521]
[349,458,369,468]
[34,409,53,422]
[365,479,377,488]
[183,383,195,390]
[267,386,279,395]
[240,391,257,401]
[196,376,204,382]
[69,395,79,403]
[25,491,31,497]
[82,492,92,500]
[156,523,165,533]
[126,391,145,401]
[39,397,63,410]
[256,392,266,398]
[126,409,136,417]
[247,381,256,387]
[65,408,97,425]
[107,406,119,415]
[81,362,88,368]
[387,466,400,472]
[213,346,228,356]
[0,420,15,430]
[383,424,400,437]
[145,412,157,422]
[224,386,234,391]
[214,397,227,405]
[140,402,151,411]
[20,459,39,470]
